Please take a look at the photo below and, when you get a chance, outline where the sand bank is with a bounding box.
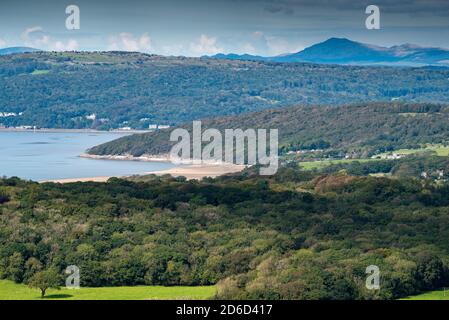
[42,163,246,183]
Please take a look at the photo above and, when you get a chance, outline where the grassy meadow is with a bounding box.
[0,280,216,300]
[402,288,449,300]
[298,143,449,171]
[375,144,449,158]
[30,69,50,75]
[299,158,381,170]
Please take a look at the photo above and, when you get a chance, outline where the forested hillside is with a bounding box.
[88,103,449,158]
[1,168,449,299]
[1,52,449,129]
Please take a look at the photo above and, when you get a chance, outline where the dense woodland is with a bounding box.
[88,102,449,158]
[1,52,449,129]
[1,167,449,299]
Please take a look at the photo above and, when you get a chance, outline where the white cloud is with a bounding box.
[22,26,43,40]
[241,43,257,55]
[107,33,152,52]
[241,31,304,56]
[0,38,6,48]
[21,26,78,51]
[21,26,49,47]
[54,39,79,51]
[265,37,304,55]
[252,31,264,38]
[189,35,223,56]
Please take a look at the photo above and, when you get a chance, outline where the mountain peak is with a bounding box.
[396,43,422,49]
[207,38,449,67]
[323,37,356,44]
[286,37,392,63]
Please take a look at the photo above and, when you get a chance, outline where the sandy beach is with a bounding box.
[144,163,246,180]
[42,163,246,183]
[41,153,246,183]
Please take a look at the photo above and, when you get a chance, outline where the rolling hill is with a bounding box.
[87,102,449,158]
[0,47,40,55]
[1,51,449,130]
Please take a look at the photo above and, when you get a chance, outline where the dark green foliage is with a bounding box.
[88,102,449,158]
[1,52,449,129]
[0,194,9,204]
[1,168,449,299]
[27,268,62,298]
[414,254,447,291]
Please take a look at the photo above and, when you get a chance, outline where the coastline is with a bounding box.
[43,163,246,183]
[43,154,246,183]
[79,153,172,163]
[2,130,246,183]
[0,128,150,134]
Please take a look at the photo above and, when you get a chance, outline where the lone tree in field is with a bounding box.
[28,268,62,298]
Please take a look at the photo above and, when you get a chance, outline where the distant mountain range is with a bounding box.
[2,39,448,66]
[209,38,449,67]
[0,47,40,55]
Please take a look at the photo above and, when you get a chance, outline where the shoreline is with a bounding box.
[0,128,151,134]
[42,153,246,183]
[42,163,246,183]
[79,153,172,163]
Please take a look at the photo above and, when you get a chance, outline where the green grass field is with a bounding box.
[298,143,449,171]
[0,280,216,300]
[3,279,449,300]
[31,69,50,75]
[426,144,449,156]
[375,144,449,158]
[299,158,381,170]
[402,288,449,300]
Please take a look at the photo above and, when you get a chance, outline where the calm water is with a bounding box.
[0,131,174,181]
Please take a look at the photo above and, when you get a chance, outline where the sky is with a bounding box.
[1,0,449,56]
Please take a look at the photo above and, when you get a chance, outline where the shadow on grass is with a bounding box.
[44,294,73,299]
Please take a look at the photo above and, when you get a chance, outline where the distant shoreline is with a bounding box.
[80,153,172,163]
[0,128,150,134]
